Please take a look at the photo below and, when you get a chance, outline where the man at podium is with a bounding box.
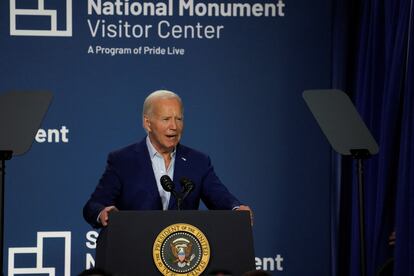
[83,90,251,228]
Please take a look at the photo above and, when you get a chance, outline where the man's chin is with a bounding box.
[162,141,179,151]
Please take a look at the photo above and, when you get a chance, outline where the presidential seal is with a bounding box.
[153,223,210,275]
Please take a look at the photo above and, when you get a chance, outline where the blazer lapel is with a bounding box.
[134,139,163,209]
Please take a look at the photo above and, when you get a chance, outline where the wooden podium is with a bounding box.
[96,211,255,275]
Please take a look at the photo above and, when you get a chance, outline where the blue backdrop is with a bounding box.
[1,0,333,275]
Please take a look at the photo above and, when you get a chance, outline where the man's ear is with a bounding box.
[143,115,151,132]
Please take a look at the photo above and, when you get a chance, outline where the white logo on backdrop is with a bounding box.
[8,231,71,276]
[9,0,72,36]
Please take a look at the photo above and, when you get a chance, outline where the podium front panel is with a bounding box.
[96,210,255,275]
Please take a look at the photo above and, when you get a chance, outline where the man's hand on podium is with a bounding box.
[99,206,119,226]
[236,205,253,226]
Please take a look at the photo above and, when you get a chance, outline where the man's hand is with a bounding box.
[236,205,253,226]
[99,206,119,226]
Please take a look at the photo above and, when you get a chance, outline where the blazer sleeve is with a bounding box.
[200,156,241,210]
[83,152,122,228]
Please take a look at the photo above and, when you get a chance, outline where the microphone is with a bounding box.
[160,175,175,192]
[160,175,182,210]
[180,177,195,200]
[160,175,195,211]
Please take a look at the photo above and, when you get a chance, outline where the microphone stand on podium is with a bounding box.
[160,175,194,210]
[303,89,379,276]
[0,91,53,276]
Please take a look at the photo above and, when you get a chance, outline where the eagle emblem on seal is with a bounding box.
[170,237,196,268]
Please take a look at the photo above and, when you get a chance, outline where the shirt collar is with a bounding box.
[146,136,176,159]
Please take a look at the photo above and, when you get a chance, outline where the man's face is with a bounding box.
[144,98,184,154]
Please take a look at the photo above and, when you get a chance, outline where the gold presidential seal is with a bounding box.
[153,223,210,275]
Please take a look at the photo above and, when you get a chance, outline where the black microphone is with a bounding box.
[160,175,175,192]
[180,177,195,200]
[160,175,182,210]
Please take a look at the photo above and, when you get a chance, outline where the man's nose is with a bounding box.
[169,119,177,130]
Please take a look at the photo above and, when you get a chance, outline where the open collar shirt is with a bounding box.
[146,136,176,210]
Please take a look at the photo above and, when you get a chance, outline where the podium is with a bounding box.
[96,211,255,275]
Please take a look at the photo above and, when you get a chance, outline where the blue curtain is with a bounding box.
[332,0,414,276]
[394,0,414,274]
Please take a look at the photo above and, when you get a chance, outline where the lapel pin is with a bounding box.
[181,157,187,161]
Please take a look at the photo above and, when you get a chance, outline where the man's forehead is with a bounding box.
[153,98,183,110]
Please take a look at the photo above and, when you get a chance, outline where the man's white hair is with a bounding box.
[142,90,183,117]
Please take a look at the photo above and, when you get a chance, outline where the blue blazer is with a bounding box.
[83,138,241,227]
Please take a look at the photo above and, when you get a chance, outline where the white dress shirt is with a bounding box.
[146,136,176,210]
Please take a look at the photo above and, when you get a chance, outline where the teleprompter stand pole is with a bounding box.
[0,150,13,276]
[350,149,371,276]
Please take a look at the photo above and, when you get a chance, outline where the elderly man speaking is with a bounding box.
[83,90,251,228]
